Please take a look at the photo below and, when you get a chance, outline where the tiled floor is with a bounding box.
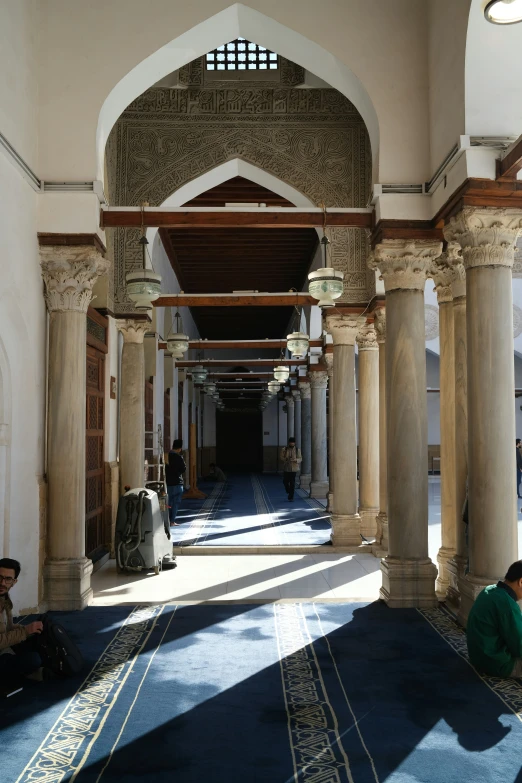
[92,477,522,606]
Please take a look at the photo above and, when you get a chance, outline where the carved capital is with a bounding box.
[429,245,462,304]
[117,319,149,344]
[356,324,378,351]
[40,246,109,314]
[291,389,301,401]
[285,394,295,409]
[308,371,328,390]
[325,313,366,346]
[324,351,334,376]
[374,308,386,344]
[370,239,442,291]
[443,207,522,271]
[298,381,311,400]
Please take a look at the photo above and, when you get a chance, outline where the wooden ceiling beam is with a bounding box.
[158,339,323,350]
[154,293,316,307]
[497,135,522,181]
[101,207,373,230]
[176,359,308,367]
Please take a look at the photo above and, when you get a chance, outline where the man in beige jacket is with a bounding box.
[0,558,43,686]
[280,437,302,502]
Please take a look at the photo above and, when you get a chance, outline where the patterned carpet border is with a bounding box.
[419,605,522,721]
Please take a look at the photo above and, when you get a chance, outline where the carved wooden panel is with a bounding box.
[85,345,105,559]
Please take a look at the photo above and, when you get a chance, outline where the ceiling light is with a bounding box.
[166,310,189,357]
[308,228,344,308]
[126,206,162,311]
[273,365,290,382]
[485,0,522,24]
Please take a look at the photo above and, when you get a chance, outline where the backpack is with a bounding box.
[36,614,84,678]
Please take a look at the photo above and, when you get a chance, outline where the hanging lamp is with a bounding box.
[268,379,280,394]
[125,203,162,311]
[308,207,344,308]
[166,306,189,357]
[191,364,208,385]
[273,365,290,383]
[484,0,522,23]
[286,291,309,359]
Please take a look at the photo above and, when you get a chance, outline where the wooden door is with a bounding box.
[145,379,154,462]
[86,345,105,559]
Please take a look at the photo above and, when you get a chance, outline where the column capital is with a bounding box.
[117,319,149,344]
[291,389,301,401]
[285,393,295,408]
[356,324,378,351]
[308,370,328,389]
[374,308,386,344]
[40,245,109,314]
[298,381,311,399]
[443,206,522,271]
[324,351,334,376]
[370,239,443,292]
[429,243,463,303]
[325,313,366,345]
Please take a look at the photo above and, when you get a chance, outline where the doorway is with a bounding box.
[216,411,263,473]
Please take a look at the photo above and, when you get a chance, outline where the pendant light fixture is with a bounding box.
[166,305,189,357]
[125,203,162,311]
[485,0,522,24]
[286,291,309,360]
[191,364,208,385]
[273,364,290,383]
[308,206,344,308]
[268,380,281,394]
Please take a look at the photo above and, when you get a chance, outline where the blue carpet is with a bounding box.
[172,472,332,546]
[3,603,522,782]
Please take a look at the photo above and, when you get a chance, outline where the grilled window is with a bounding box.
[206,39,278,71]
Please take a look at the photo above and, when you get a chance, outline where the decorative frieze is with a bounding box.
[370,240,443,292]
[444,207,522,270]
[40,246,109,314]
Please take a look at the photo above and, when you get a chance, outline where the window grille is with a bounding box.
[206,38,278,71]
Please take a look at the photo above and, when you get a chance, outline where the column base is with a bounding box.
[379,556,438,608]
[375,512,388,550]
[445,555,467,616]
[331,513,361,546]
[44,557,93,611]
[457,573,493,627]
[436,546,457,599]
[326,491,334,511]
[359,507,379,538]
[310,480,329,499]
[300,474,311,491]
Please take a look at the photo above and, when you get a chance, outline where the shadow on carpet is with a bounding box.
[3,602,522,782]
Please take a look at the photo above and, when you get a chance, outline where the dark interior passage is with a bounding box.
[216,411,263,472]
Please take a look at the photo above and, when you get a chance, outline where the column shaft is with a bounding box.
[40,244,108,611]
[325,351,334,510]
[292,391,302,450]
[118,322,147,490]
[299,382,312,490]
[309,371,329,498]
[357,325,380,537]
[374,308,388,552]
[285,395,295,441]
[370,241,440,607]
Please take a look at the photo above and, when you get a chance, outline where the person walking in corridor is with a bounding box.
[166,439,186,526]
[281,437,302,502]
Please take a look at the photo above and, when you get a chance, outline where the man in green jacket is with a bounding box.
[467,560,522,678]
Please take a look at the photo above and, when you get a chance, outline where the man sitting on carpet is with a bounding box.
[0,558,44,686]
[467,560,522,678]
[204,463,226,482]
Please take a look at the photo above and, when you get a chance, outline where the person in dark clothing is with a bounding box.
[467,560,522,678]
[165,439,186,526]
[0,558,43,688]
[280,437,302,502]
[515,438,522,498]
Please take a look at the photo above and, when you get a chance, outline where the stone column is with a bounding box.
[325,350,334,511]
[429,252,457,598]
[118,321,148,491]
[299,381,312,490]
[445,207,522,622]
[325,314,366,545]
[308,370,329,498]
[292,389,302,450]
[285,394,295,441]
[40,244,109,610]
[370,240,441,607]
[374,308,388,552]
[446,255,468,615]
[356,323,380,538]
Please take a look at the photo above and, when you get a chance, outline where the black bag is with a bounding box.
[36,614,84,678]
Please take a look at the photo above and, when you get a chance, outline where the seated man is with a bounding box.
[467,560,522,678]
[205,463,226,482]
[0,558,43,686]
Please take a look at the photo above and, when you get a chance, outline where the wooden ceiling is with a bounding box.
[159,177,318,339]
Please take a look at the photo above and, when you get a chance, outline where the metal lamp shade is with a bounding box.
[273,365,290,382]
[125,270,162,311]
[308,268,344,308]
[286,331,309,360]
